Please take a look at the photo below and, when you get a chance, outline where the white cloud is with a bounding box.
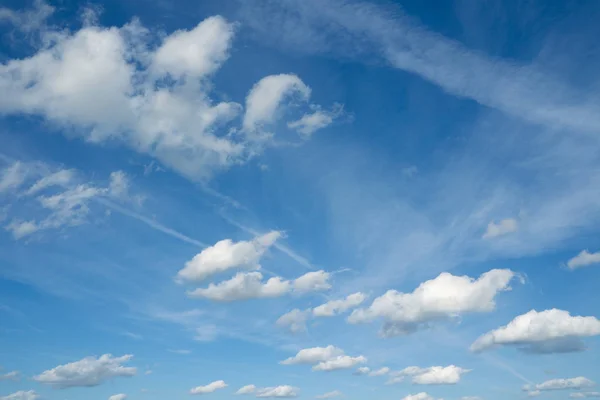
[391,365,470,385]
[526,391,541,397]
[470,309,600,353]
[256,386,299,398]
[152,16,234,78]
[570,393,600,398]
[524,377,595,392]
[567,250,600,270]
[236,385,257,395]
[33,354,136,388]
[108,395,127,400]
[188,270,331,301]
[0,371,19,381]
[316,390,342,399]
[402,393,440,400]
[0,7,338,181]
[354,367,370,376]
[348,269,516,336]
[313,292,366,317]
[482,218,518,239]
[293,270,331,293]
[25,169,75,195]
[281,346,345,365]
[190,380,228,395]
[0,162,29,193]
[276,309,310,333]
[368,367,390,377]
[0,0,53,32]
[0,391,39,400]
[287,104,343,138]
[243,74,310,132]
[177,231,281,282]
[312,355,367,372]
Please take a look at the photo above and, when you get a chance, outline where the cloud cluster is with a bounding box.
[348,269,516,336]
[0,7,341,181]
[236,385,299,398]
[280,345,366,372]
[388,365,470,385]
[190,380,228,395]
[470,309,600,354]
[177,231,282,282]
[33,354,136,388]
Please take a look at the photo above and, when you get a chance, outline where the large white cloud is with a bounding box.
[0,6,339,181]
[0,391,39,400]
[176,231,281,282]
[190,380,228,395]
[524,377,595,392]
[313,292,366,317]
[33,354,136,388]
[348,269,516,336]
[243,74,310,132]
[390,365,470,385]
[470,309,600,353]
[567,250,600,270]
[188,270,331,301]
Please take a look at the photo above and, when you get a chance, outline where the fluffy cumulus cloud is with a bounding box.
[348,269,516,337]
[190,380,228,395]
[402,393,440,400]
[313,292,366,317]
[236,385,257,395]
[280,345,366,372]
[188,270,331,301]
[470,309,600,354]
[177,231,281,282]
[243,74,310,132]
[316,390,343,399]
[33,354,136,388]
[482,218,518,239]
[276,309,310,333]
[567,250,600,270]
[0,391,39,400]
[0,6,340,181]
[524,377,595,392]
[108,395,127,400]
[388,366,470,385]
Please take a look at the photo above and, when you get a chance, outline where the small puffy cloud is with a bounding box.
[368,367,390,377]
[256,386,299,398]
[470,309,600,353]
[276,309,310,334]
[313,292,366,317]
[570,392,600,398]
[312,355,367,372]
[236,385,257,395]
[354,367,370,376]
[392,365,470,385]
[108,395,127,400]
[287,104,343,138]
[152,16,233,78]
[190,380,228,395]
[0,391,39,400]
[0,370,20,381]
[33,354,136,388]
[316,390,342,399]
[281,346,344,365]
[524,377,595,392]
[483,218,518,239]
[293,270,331,293]
[567,250,600,270]
[402,393,440,400]
[189,270,331,302]
[177,231,281,282]
[243,74,311,132]
[348,269,516,336]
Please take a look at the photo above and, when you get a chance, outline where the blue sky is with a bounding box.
[1,0,600,399]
